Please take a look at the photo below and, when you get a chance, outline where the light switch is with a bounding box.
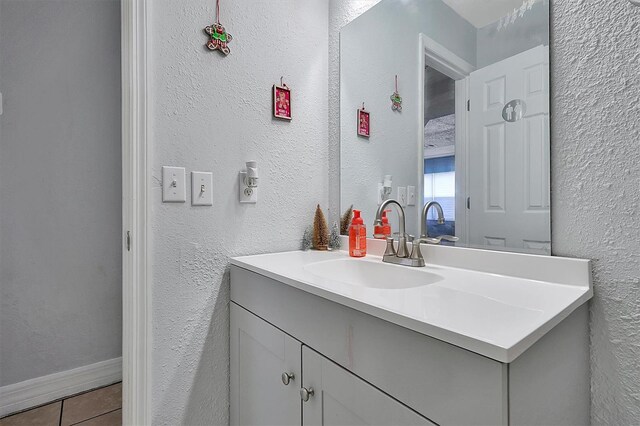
[407,186,416,206]
[191,172,213,206]
[398,186,407,207]
[162,166,186,203]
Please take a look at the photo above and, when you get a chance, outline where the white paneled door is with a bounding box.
[468,45,550,254]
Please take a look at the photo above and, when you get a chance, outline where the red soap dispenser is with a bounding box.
[374,210,392,239]
[349,210,367,257]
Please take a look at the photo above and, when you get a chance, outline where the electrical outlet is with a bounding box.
[162,166,186,203]
[407,186,416,206]
[398,186,407,207]
[239,171,258,204]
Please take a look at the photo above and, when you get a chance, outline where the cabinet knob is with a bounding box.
[281,372,295,386]
[300,386,315,402]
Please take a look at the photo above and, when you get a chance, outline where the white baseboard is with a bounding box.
[0,357,122,418]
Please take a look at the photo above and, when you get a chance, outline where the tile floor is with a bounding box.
[0,382,121,426]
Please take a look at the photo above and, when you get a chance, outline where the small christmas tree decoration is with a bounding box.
[329,222,342,250]
[313,204,329,251]
[204,0,233,55]
[301,226,313,251]
[340,205,354,236]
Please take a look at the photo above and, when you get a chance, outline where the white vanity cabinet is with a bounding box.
[230,257,590,426]
[231,304,433,426]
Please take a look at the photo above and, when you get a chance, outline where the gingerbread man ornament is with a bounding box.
[204,22,232,55]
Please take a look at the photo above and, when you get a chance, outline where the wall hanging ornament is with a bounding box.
[357,103,370,138]
[390,75,402,111]
[204,0,233,55]
[273,77,292,120]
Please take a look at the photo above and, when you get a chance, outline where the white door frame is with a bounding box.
[122,0,151,424]
[418,34,474,242]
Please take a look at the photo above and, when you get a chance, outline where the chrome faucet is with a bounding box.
[408,201,459,266]
[374,199,420,267]
[421,201,445,238]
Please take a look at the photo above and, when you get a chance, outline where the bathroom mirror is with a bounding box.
[340,0,551,254]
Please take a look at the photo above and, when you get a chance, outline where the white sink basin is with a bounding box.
[303,258,442,289]
[231,247,592,362]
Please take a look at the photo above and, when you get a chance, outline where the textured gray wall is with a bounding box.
[331,0,640,424]
[0,0,122,387]
[551,1,640,424]
[149,0,328,424]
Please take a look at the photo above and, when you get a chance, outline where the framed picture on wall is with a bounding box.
[357,108,370,137]
[273,85,292,120]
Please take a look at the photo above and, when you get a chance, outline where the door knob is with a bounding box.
[300,386,315,402]
[281,372,295,386]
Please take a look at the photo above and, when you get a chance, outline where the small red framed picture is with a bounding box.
[273,85,292,120]
[357,108,370,137]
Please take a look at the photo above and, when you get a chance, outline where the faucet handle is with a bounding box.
[409,240,423,261]
[384,237,397,257]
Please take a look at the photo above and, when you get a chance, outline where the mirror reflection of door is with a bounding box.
[468,45,550,254]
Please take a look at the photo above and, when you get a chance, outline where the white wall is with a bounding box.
[331,1,640,424]
[339,0,475,237]
[148,1,329,423]
[551,2,640,424]
[0,0,122,387]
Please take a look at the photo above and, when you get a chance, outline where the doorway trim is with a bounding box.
[122,0,151,424]
[418,33,474,243]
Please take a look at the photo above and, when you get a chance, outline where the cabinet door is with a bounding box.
[230,303,302,426]
[301,346,435,426]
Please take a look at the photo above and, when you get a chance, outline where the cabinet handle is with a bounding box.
[300,386,315,402]
[281,372,295,386]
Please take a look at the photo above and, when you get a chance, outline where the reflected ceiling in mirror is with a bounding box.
[340,0,550,255]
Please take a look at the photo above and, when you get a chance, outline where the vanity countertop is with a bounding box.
[231,242,592,363]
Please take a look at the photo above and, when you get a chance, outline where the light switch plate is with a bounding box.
[407,186,416,206]
[162,166,186,203]
[398,186,407,207]
[191,172,213,206]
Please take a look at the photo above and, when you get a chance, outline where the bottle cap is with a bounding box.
[381,209,390,224]
[352,209,364,225]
